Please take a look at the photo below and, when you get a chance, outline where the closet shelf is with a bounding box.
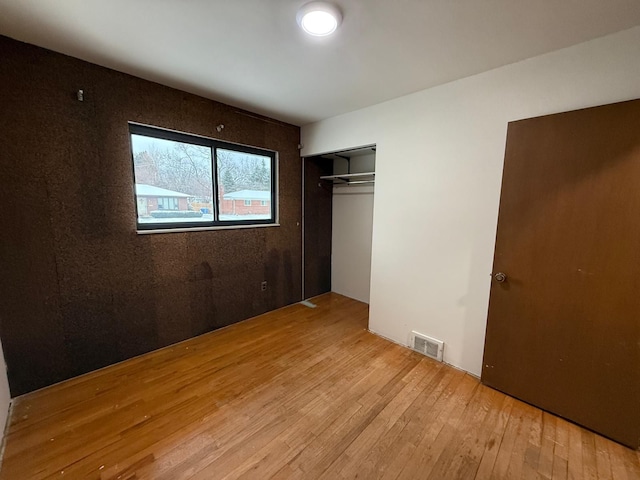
[320,172,375,186]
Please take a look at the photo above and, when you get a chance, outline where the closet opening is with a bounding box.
[302,145,376,303]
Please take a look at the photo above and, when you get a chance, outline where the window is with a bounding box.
[130,124,277,231]
[157,197,179,210]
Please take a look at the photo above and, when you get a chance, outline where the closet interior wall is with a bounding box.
[331,153,375,304]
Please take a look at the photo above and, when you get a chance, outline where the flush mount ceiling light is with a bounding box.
[297,1,342,37]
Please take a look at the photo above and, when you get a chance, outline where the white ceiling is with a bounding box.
[1,1,639,126]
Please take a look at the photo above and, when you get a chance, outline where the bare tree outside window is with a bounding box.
[131,135,213,224]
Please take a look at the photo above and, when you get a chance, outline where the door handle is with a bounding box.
[494,272,507,283]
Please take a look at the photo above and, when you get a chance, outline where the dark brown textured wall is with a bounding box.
[0,35,302,396]
[303,158,333,299]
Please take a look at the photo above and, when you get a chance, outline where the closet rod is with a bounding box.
[320,172,375,180]
[333,180,374,186]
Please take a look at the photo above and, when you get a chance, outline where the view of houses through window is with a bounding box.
[217,148,273,221]
[130,125,275,230]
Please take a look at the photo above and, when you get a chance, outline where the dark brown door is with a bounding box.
[482,99,640,449]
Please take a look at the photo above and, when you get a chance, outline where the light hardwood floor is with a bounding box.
[0,293,638,479]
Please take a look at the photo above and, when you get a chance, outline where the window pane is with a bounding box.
[217,149,272,221]
[131,134,214,225]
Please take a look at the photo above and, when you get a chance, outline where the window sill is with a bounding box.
[136,223,281,235]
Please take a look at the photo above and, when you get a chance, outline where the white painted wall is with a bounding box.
[0,340,11,448]
[332,185,374,303]
[301,27,640,376]
[331,153,375,303]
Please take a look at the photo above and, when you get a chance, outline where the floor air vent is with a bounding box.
[410,331,444,362]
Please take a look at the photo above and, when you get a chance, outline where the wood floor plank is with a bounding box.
[537,412,557,479]
[490,398,525,479]
[335,359,445,480]
[376,367,465,480]
[0,293,637,480]
[521,406,543,479]
[423,383,497,480]
[504,401,535,479]
[580,430,599,480]
[186,344,407,480]
[473,393,514,480]
[608,440,640,480]
[552,418,570,480]
[135,329,392,479]
[394,373,479,480]
[594,434,613,480]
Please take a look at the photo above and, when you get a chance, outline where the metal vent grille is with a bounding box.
[414,336,428,353]
[426,341,439,358]
[410,331,444,362]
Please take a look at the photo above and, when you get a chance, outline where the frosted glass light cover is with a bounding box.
[297,2,342,36]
